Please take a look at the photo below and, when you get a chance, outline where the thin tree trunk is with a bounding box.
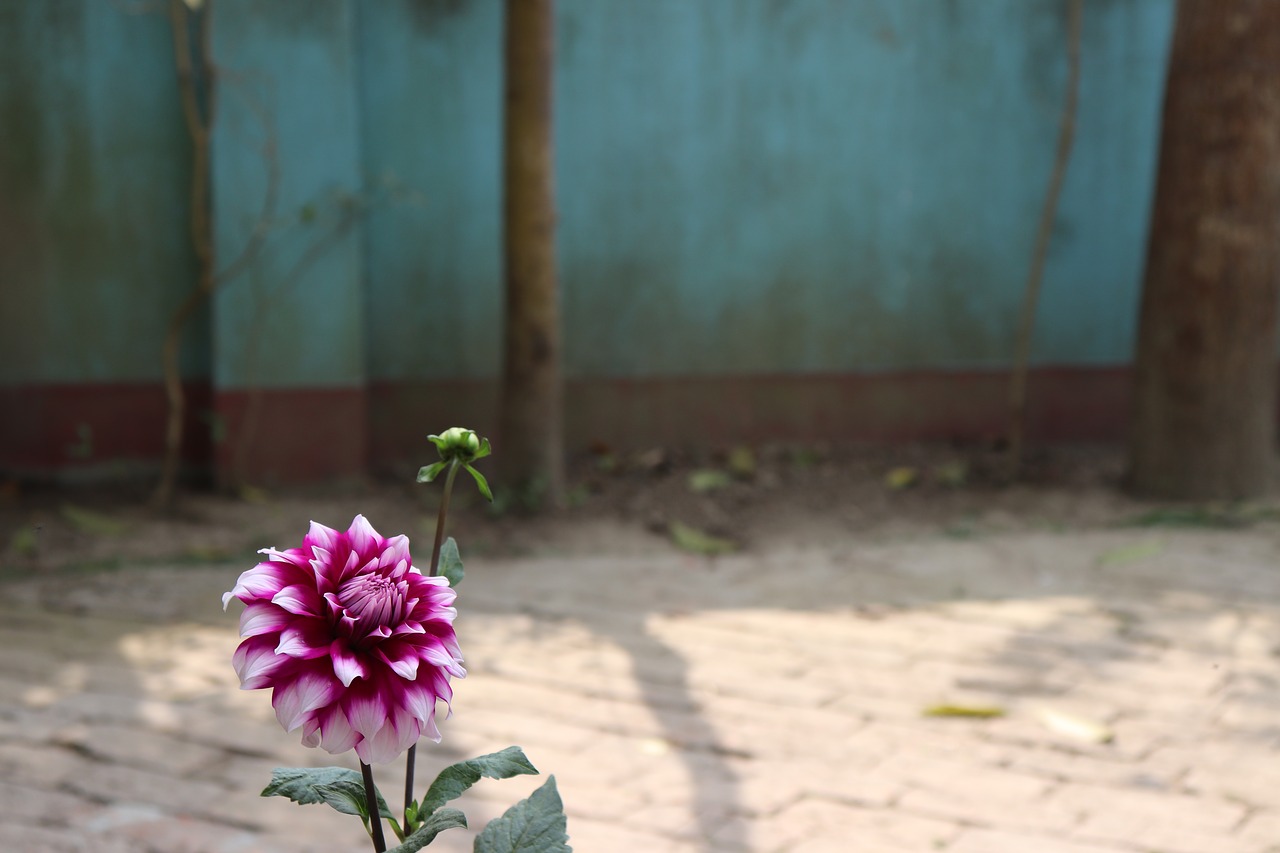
[1127,0,1280,500]
[499,0,564,505]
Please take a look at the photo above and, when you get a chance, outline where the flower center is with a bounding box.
[338,572,407,630]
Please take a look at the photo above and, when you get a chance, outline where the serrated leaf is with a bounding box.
[669,521,736,556]
[437,537,464,586]
[466,465,494,502]
[386,808,468,853]
[261,766,394,823]
[473,776,570,853]
[418,461,448,484]
[420,747,538,818]
[687,469,731,493]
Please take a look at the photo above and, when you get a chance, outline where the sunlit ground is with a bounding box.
[2,515,1278,852]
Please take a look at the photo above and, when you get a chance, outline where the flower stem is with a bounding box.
[429,460,460,578]
[361,762,387,853]
[404,460,461,825]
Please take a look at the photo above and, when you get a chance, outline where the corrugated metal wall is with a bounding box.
[0,0,1177,480]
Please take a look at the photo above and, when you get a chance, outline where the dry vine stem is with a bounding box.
[154,0,279,507]
[1007,0,1082,477]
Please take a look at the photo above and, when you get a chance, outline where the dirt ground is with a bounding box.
[0,443,1211,579]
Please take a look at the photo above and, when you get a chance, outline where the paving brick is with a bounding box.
[744,799,962,853]
[1053,783,1247,852]
[947,828,1133,853]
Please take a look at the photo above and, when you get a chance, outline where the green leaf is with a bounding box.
[473,437,492,460]
[386,808,468,853]
[420,747,539,818]
[473,776,570,853]
[417,461,448,484]
[466,465,494,502]
[437,537,464,586]
[668,521,736,556]
[261,766,394,824]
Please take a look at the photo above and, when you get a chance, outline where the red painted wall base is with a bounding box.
[2,367,1132,484]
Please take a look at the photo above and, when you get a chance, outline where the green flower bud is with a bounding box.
[428,427,489,464]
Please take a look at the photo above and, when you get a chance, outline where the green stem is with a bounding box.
[430,461,460,578]
[361,762,387,853]
[404,460,461,827]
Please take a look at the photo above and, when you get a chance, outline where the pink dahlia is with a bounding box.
[222,515,465,764]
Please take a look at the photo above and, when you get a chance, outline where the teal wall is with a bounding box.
[355,0,1174,383]
[1,0,1175,388]
[0,0,199,384]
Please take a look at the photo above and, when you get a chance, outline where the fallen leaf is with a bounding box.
[727,446,756,479]
[687,469,732,493]
[885,467,918,490]
[1036,708,1114,744]
[59,504,128,537]
[923,704,1006,719]
[934,460,969,487]
[1098,540,1163,566]
[669,521,737,556]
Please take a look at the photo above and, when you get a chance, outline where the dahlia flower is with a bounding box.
[223,515,465,764]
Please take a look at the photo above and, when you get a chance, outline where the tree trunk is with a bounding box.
[499,0,564,505]
[1127,0,1280,500]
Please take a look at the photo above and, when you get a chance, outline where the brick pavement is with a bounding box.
[1,528,1278,852]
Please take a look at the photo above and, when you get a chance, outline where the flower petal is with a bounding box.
[356,707,419,764]
[379,535,411,570]
[272,584,323,617]
[305,520,339,553]
[223,561,304,609]
[375,641,420,681]
[272,668,339,732]
[318,704,359,755]
[232,637,287,690]
[330,641,368,687]
[274,622,331,659]
[239,602,291,638]
[347,514,382,556]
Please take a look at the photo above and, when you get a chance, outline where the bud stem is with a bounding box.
[405,460,462,826]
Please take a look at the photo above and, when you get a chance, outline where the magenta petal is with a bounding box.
[272,669,339,732]
[345,690,388,741]
[223,562,299,609]
[330,641,367,687]
[233,637,286,689]
[272,584,323,617]
[357,707,419,764]
[347,514,383,555]
[375,642,420,681]
[301,716,321,748]
[379,535,410,570]
[318,705,359,755]
[274,622,330,659]
[239,602,290,638]
[305,520,339,553]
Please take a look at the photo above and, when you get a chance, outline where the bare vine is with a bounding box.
[153,0,280,508]
[1007,0,1083,477]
